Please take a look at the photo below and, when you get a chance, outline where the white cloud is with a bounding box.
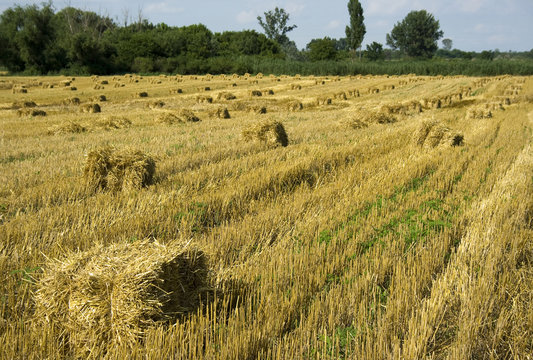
[236,10,257,24]
[327,20,340,29]
[285,2,306,14]
[145,2,183,14]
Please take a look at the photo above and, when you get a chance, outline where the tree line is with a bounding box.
[0,2,532,76]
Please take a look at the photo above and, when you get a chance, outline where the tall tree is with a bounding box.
[257,7,297,47]
[442,38,453,51]
[345,0,366,58]
[386,10,444,58]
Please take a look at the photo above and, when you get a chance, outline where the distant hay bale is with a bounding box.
[47,121,87,135]
[156,112,182,125]
[66,86,78,91]
[99,80,109,85]
[62,97,80,105]
[94,95,107,102]
[147,100,165,109]
[81,103,101,113]
[210,107,231,119]
[466,107,492,119]
[242,119,288,147]
[34,240,209,357]
[93,116,132,130]
[216,92,236,101]
[178,109,200,122]
[316,97,332,106]
[368,88,380,94]
[266,89,274,95]
[196,95,213,104]
[11,100,37,109]
[250,106,267,114]
[414,119,464,148]
[169,88,183,94]
[342,117,369,129]
[291,84,302,90]
[83,146,156,192]
[12,87,27,94]
[17,109,46,117]
[334,92,348,100]
[199,86,211,91]
[136,92,148,98]
[287,100,303,112]
[250,90,262,97]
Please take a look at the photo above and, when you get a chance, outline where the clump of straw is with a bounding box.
[47,121,87,135]
[33,240,210,358]
[81,103,101,113]
[242,119,289,147]
[414,119,464,148]
[83,146,156,192]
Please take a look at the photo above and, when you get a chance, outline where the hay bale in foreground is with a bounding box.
[242,119,288,147]
[34,240,209,358]
[414,119,464,148]
[83,146,156,192]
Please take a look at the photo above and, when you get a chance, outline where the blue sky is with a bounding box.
[1,0,532,51]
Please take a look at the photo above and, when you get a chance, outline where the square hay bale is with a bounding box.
[242,119,288,147]
[83,146,156,192]
[34,240,209,357]
[47,121,87,135]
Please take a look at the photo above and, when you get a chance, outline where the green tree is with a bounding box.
[442,38,452,50]
[306,37,337,61]
[257,7,297,47]
[345,0,366,57]
[386,10,444,58]
[364,41,384,61]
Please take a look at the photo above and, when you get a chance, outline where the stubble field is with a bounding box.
[1,72,532,359]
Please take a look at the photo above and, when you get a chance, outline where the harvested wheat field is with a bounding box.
[1,73,532,359]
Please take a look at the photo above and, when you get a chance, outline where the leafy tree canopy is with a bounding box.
[386,10,444,58]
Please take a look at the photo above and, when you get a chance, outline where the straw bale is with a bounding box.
[287,100,303,112]
[136,92,148,98]
[47,121,87,135]
[196,95,213,104]
[93,116,132,130]
[242,119,289,147]
[83,146,156,192]
[62,97,80,105]
[216,92,236,101]
[342,117,369,129]
[169,88,183,94]
[99,80,109,85]
[334,92,348,100]
[466,107,493,119]
[178,109,200,122]
[34,240,209,357]
[93,95,107,102]
[81,103,101,113]
[147,100,165,109]
[11,100,37,109]
[266,89,275,95]
[250,90,262,97]
[250,106,267,114]
[414,119,464,148]
[17,108,46,117]
[12,87,27,94]
[66,86,78,91]
[156,112,182,125]
[291,84,302,90]
[209,107,231,119]
[316,97,332,106]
